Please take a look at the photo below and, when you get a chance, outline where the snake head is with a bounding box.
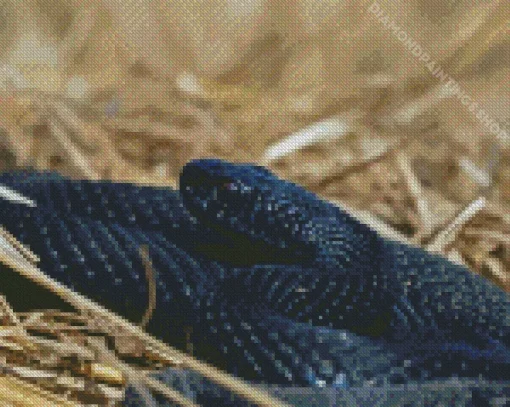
[180,159,372,265]
[180,159,325,257]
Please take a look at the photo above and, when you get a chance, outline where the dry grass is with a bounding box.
[0,0,509,405]
[0,227,291,407]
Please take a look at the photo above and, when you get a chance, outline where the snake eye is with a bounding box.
[223,182,238,192]
[212,175,238,192]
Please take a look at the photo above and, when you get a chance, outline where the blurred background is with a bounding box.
[0,0,509,290]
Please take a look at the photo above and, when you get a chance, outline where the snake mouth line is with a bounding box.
[192,215,311,266]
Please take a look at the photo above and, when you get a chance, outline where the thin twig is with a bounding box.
[462,229,510,245]
[0,374,80,406]
[424,141,500,251]
[88,337,175,407]
[261,116,351,164]
[48,119,99,179]
[317,137,407,190]
[0,296,37,352]
[395,152,433,240]
[0,227,39,264]
[0,184,37,208]
[139,245,157,328]
[427,196,486,253]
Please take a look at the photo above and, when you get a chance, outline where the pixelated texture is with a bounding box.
[124,368,510,407]
[1,160,509,406]
[181,160,509,354]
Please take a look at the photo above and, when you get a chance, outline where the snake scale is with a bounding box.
[0,159,509,405]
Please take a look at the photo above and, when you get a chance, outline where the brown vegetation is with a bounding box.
[0,1,508,404]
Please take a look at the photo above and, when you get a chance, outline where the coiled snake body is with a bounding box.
[1,160,509,392]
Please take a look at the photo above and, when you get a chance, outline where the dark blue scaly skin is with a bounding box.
[1,162,509,398]
[0,170,398,388]
[180,159,510,378]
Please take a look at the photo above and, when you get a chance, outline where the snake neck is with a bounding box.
[310,213,384,271]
